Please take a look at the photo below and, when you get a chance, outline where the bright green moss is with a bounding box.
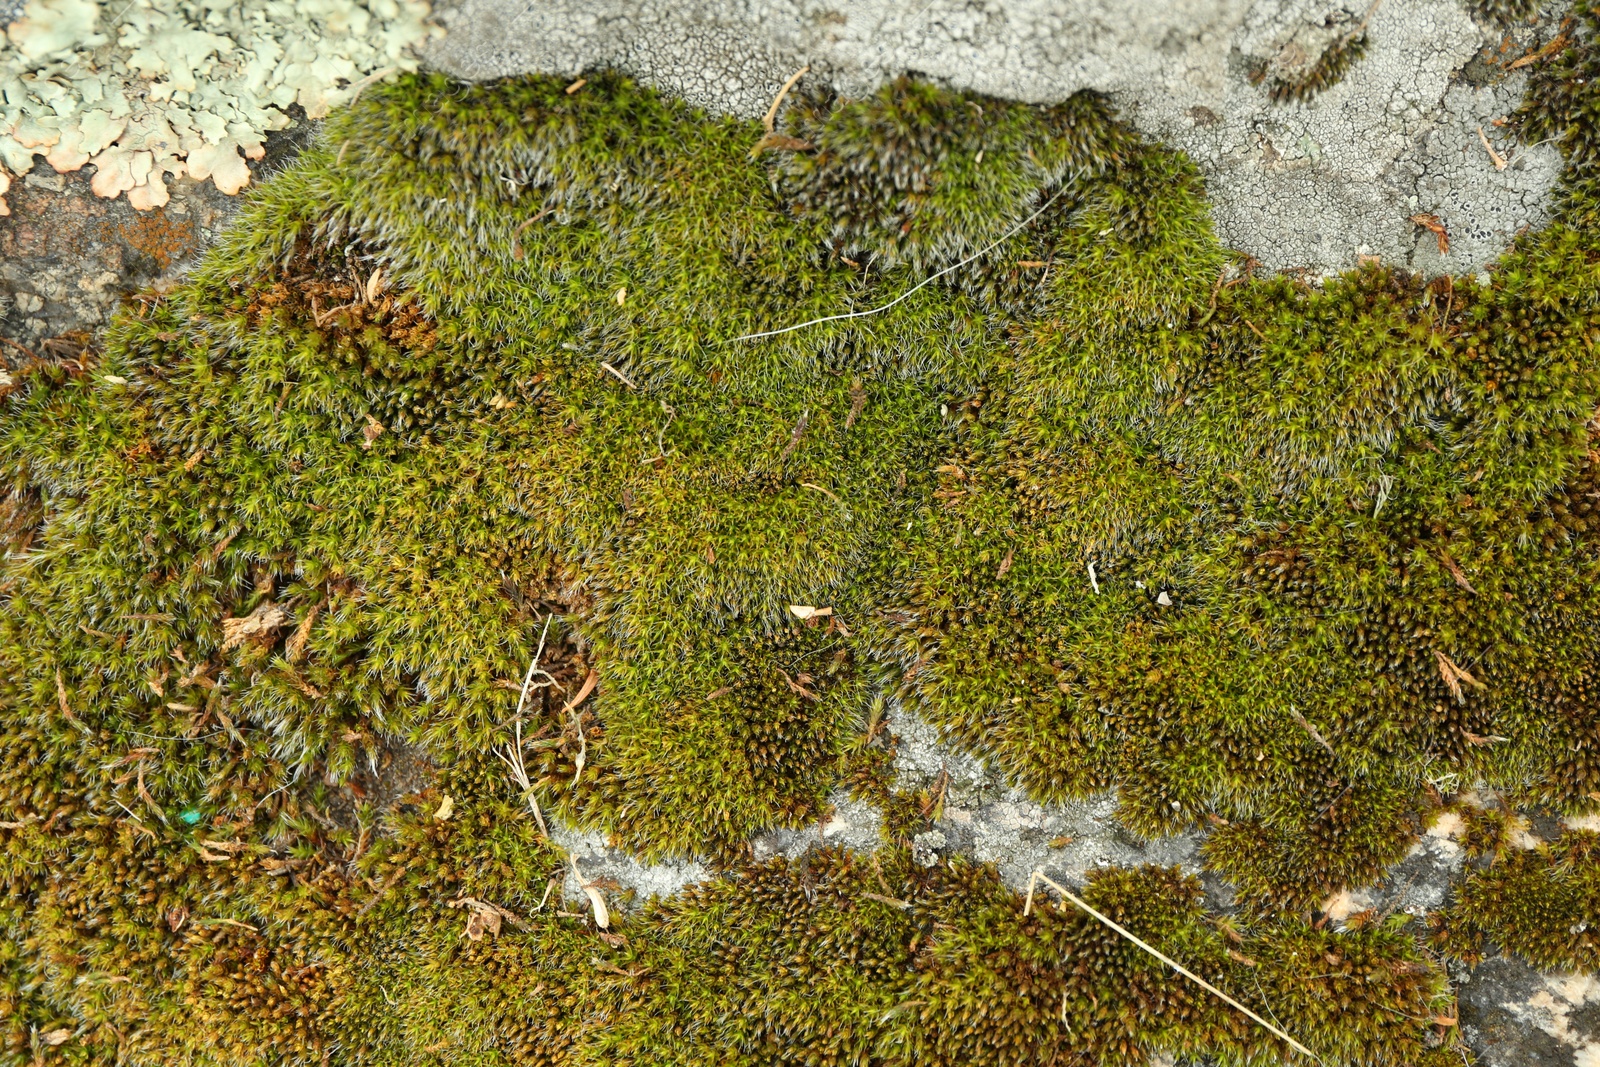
[3,16,1600,1061]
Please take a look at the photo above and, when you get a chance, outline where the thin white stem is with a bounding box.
[728,184,1069,344]
[1027,870,1322,1063]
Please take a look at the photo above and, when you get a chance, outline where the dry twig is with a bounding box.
[1025,870,1320,1061]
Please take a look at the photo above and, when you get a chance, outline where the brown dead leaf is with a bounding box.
[361,414,385,449]
[1408,213,1449,254]
[465,908,495,941]
[54,669,88,732]
[996,546,1015,580]
[780,669,819,701]
[1435,650,1487,705]
[1507,20,1572,69]
[446,895,528,941]
[1462,730,1509,746]
[1437,548,1477,594]
[845,376,867,429]
[286,601,322,662]
[38,1028,72,1047]
[778,410,810,463]
[220,602,290,652]
[1477,126,1507,171]
[561,668,599,715]
[762,65,809,132]
[748,132,813,157]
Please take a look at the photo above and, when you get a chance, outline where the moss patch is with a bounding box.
[5,13,1600,1060]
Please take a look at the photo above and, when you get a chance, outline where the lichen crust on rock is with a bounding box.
[0,0,441,214]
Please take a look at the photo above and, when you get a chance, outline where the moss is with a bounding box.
[1434,829,1600,971]
[1269,33,1369,104]
[0,44,1598,1065]
[1471,0,1540,26]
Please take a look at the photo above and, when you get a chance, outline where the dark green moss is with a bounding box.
[1471,0,1539,26]
[1269,33,1369,104]
[1434,829,1600,971]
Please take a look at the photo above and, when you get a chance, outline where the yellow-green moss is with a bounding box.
[4,9,1600,1059]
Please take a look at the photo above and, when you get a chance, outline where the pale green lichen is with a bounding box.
[0,0,438,211]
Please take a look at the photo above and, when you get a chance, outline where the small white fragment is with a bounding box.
[1087,561,1099,594]
[433,794,454,821]
[1156,590,1172,607]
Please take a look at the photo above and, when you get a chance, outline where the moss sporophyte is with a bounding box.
[6,8,1600,1060]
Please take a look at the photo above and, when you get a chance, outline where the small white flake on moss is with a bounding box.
[0,0,442,213]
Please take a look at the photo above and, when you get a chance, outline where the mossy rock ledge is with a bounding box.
[6,16,1600,1063]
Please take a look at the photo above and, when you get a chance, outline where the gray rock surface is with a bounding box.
[426,0,1566,275]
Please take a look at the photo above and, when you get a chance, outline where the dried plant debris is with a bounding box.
[2,36,1600,1064]
[0,0,439,214]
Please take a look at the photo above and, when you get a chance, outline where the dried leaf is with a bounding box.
[286,601,322,662]
[788,605,833,621]
[220,601,289,652]
[778,410,809,463]
[570,855,610,928]
[434,794,454,821]
[1507,22,1571,69]
[1408,213,1450,254]
[748,131,813,157]
[581,885,610,929]
[780,669,819,701]
[1477,126,1507,171]
[761,65,809,132]
[39,1028,72,1047]
[845,376,867,429]
[1437,548,1477,593]
[1462,730,1509,746]
[361,414,385,449]
[561,668,599,714]
[1435,650,1487,705]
